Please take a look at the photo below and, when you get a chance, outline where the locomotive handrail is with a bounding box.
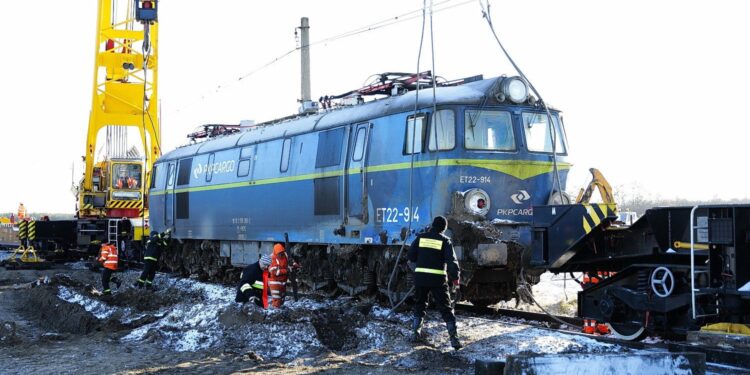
[690,205,699,320]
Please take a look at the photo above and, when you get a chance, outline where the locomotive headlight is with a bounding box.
[501,76,529,104]
[464,188,491,216]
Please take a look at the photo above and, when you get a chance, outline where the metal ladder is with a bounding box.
[107,219,119,251]
[690,206,719,319]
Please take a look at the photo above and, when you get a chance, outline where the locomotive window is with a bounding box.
[206,154,215,182]
[464,110,515,151]
[149,165,158,189]
[237,160,251,177]
[166,164,175,188]
[352,128,366,161]
[428,109,456,151]
[522,113,567,154]
[176,192,189,219]
[280,138,292,172]
[176,158,193,186]
[315,128,344,168]
[404,115,426,154]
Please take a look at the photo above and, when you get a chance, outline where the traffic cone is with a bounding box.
[582,319,595,334]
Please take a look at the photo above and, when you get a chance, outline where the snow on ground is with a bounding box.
[57,285,121,319]
[495,272,582,315]
[0,251,8,262]
[51,269,641,369]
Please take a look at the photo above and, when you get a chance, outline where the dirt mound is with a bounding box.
[312,304,371,351]
[102,287,193,312]
[0,321,20,345]
[19,287,101,334]
[217,305,267,329]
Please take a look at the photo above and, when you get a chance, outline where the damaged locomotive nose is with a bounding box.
[472,243,508,267]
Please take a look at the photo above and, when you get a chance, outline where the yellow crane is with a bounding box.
[77,0,160,243]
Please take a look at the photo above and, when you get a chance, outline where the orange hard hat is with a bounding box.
[273,243,285,254]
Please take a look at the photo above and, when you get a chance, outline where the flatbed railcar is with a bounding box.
[532,203,750,339]
[149,74,571,305]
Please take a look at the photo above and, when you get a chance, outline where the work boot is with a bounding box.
[411,317,423,342]
[447,321,462,350]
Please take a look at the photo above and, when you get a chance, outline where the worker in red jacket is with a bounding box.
[268,243,289,308]
[98,243,121,295]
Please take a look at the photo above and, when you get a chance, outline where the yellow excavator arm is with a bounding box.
[576,168,616,204]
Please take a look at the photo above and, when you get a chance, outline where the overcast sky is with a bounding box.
[1,0,749,214]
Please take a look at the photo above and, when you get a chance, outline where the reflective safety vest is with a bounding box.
[237,262,269,308]
[99,244,119,271]
[269,250,289,281]
[408,231,460,287]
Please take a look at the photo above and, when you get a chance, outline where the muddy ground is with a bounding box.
[0,258,635,375]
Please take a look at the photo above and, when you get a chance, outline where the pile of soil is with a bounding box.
[311,304,372,351]
[0,321,20,345]
[19,287,101,334]
[103,287,195,312]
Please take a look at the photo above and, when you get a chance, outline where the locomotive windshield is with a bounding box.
[522,112,567,153]
[465,110,515,151]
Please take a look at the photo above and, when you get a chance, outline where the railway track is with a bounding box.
[455,303,750,372]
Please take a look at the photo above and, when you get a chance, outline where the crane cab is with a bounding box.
[78,159,145,219]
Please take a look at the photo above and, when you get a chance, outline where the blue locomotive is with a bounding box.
[149,73,570,305]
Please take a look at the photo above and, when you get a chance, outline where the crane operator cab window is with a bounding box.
[112,164,142,190]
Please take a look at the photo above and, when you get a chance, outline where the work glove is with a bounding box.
[451,278,460,293]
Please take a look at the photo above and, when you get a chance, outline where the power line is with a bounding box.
[170,0,474,116]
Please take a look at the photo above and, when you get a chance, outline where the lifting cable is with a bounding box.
[140,11,161,241]
[479,0,575,327]
[478,0,563,198]
[386,0,429,308]
[427,3,442,216]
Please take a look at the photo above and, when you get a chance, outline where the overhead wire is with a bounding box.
[477,0,579,329]
[170,0,475,116]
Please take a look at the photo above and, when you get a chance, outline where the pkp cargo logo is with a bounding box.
[193,160,236,179]
[511,190,530,204]
[193,164,204,179]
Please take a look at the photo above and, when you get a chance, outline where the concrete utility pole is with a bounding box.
[299,17,318,114]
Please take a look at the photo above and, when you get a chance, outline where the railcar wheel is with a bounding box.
[605,322,647,341]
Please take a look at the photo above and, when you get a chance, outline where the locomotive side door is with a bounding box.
[164,161,176,228]
[345,123,370,224]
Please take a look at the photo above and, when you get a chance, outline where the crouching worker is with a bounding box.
[135,230,170,289]
[235,254,272,308]
[408,215,462,350]
[98,242,121,295]
[268,243,289,308]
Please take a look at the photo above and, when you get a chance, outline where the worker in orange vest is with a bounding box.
[98,243,121,295]
[268,243,289,308]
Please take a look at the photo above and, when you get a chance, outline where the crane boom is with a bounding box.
[79,0,160,220]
